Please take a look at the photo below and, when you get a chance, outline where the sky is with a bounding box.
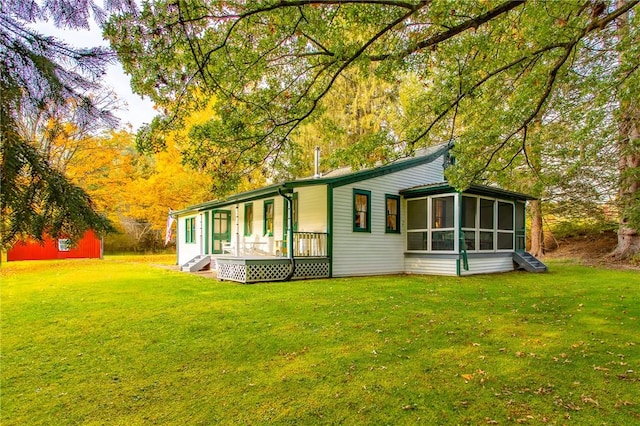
[35,20,158,132]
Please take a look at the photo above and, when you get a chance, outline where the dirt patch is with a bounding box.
[544,230,639,270]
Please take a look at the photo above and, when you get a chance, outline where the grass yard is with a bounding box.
[1,257,638,425]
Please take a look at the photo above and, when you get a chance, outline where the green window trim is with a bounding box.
[353,189,371,233]
[185,217,196,244]
[244,203,253,236]
[385,194,401,234]
[263,199,274,236]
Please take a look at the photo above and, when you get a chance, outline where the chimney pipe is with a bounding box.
[314,146,321,178]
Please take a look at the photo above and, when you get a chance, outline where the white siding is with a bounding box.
[237,198,282,255]
[460,255,515,276]
[177,213,203,266]
[332,157,445,277]
[404,256,458,276]
[296,185,328,232]
[232,188,328,255]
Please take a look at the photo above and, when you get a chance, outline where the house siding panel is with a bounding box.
[235,199,278,254]
[460,254,515,276]
[296,185,328,232]
[404,256,458,276]
[178,213,202,266]
[332,156,445,277]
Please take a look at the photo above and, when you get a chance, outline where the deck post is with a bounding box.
[235,204,240,257]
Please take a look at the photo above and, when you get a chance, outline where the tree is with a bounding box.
[0,0,134,248]
[610,0,640,257]
[287,66,411,178]
[106,0,640,257]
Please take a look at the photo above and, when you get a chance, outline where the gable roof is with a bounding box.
[400,182,535,201]
[173,144,449,216]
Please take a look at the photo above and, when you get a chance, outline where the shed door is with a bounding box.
[211,210,231,254]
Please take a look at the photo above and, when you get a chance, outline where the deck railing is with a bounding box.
[292,232,328,257]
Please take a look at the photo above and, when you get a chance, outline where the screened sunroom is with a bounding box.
[400,183,532,276]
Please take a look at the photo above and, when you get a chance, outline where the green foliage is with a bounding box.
[104,1,528,181]
[105,1,639,253]
[2,258,639,424]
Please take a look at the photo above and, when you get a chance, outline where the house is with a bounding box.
[6,230,103,261]
[172,144,546,283]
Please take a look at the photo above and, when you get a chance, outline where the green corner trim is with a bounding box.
[327,184,333,278]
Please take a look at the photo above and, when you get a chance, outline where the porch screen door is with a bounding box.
[211,210,231,254]
[515,202,526,252]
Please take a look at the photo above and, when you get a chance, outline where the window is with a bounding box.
[431,196,455,251]
[461,196,517,252]
[497,202,514,231]
[58,239,70,252]
[479,199,494,229]
[244,203,253,236]
[461,196,477,251]
[407,199,427,230]
[407,198,428,250]
[432,196,454,229]
[185,217,196,243]
[406,196,455,252]
[461,196,477,228]
[353,189,371,232]
[407,231,428,251]
[497,201,514,250]
[263,200,274,236]
[479,199,495,250]
[385,195,400,233]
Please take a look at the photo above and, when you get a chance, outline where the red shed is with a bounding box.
[7,230,103,261]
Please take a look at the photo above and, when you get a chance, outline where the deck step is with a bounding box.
[513,252,548,273]
[181,255,211,272]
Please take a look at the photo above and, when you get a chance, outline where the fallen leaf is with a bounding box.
[581,395,599,406]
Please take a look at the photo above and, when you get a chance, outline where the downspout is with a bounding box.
[278,187,295,281]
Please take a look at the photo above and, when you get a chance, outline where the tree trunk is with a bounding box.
[610,124,640,259]
[529,199,545,257]
[611,1,640,259]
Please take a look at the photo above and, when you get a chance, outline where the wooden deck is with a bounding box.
[215,256,330,283]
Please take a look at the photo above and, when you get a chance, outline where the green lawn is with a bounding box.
[1,257,638,425]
